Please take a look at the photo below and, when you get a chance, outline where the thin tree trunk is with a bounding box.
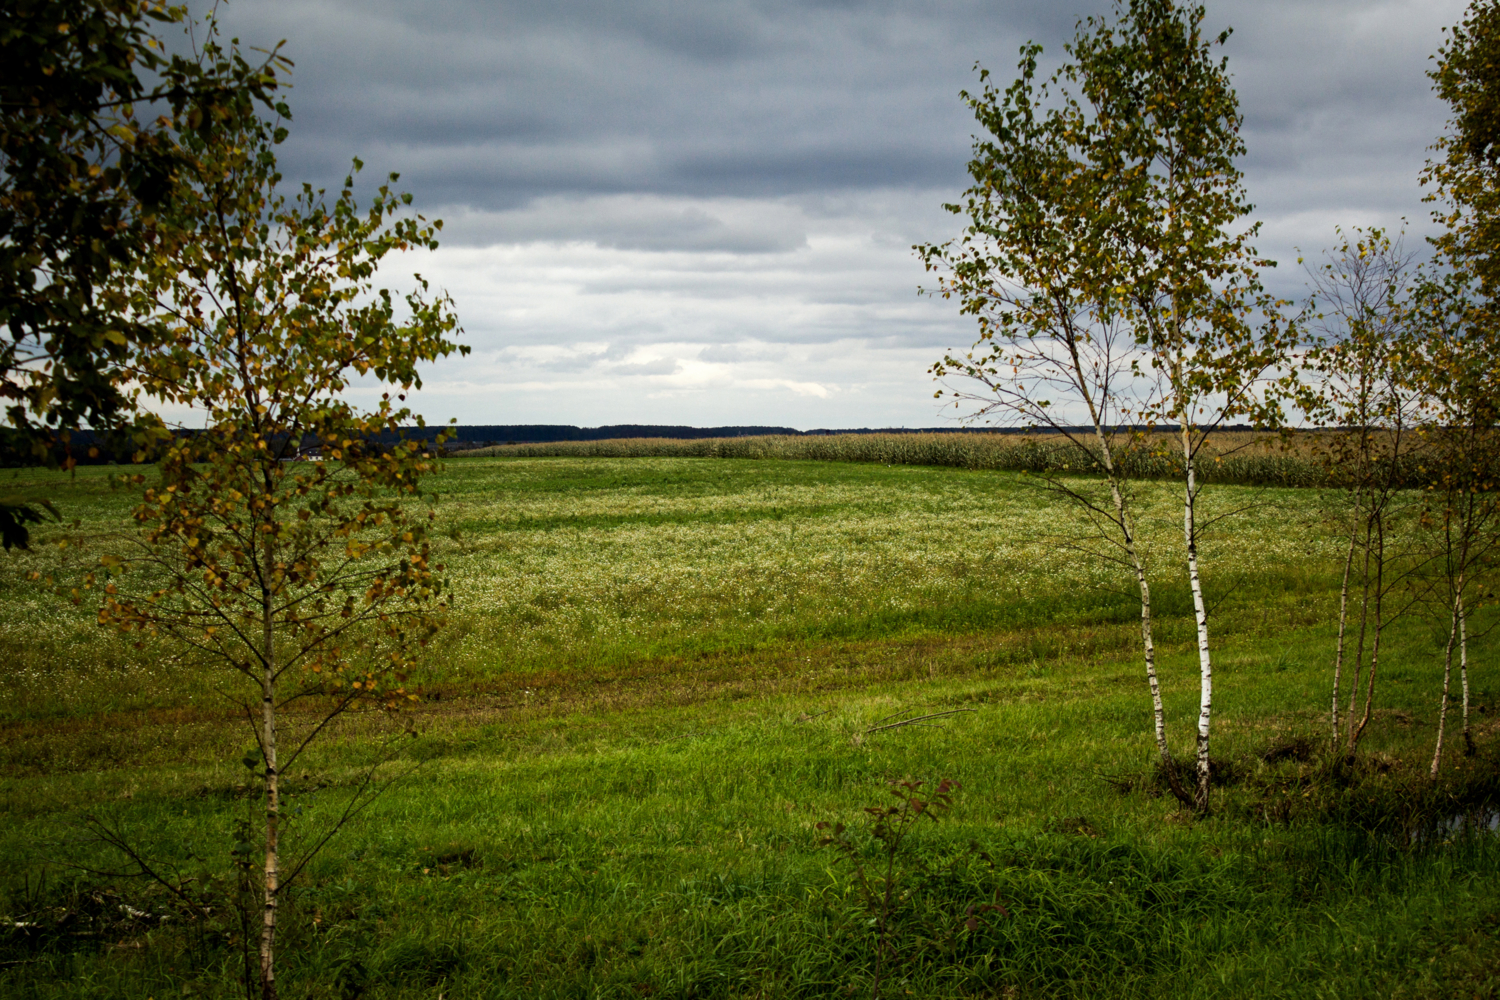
[1345,517,1375,754]
[1181,425,1213,812]
[259,558,280,1000]
[1330,515,1360,746]
[1430,593,1460,779]
[1353,608,1383,751]
[1460,593,1474,756]
[1091,430,1169,764]
[1063,328,1173,774]
[1131,546,1167,761]
[1351,516,1386,752]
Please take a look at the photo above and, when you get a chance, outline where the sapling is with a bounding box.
[1302,229,1428,757]
[921,1,1305,813]
[89,101,464,1000]
[1415,276,1500,775]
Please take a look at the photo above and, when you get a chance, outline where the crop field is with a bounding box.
[457,430,1340,489]
[1,455,1498,998]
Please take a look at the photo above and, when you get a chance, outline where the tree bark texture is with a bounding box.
[1181,426,1214,812]
[259,539,280,1000]
[1062,325,1174,776]
[1431,593,1461,779]
[1330,521,1360,746]
[1460,594,1473,756]
[1089,426,1169,765]
[1344,518,1375,754]
[1350,517,1386,753]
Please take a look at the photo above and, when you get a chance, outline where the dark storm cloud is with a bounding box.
[434,197,809,252]
[207,0,1053,208]
[209,0,1458,239]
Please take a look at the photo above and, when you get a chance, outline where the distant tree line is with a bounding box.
[8,422,1276,465]
[419,423,1263,449]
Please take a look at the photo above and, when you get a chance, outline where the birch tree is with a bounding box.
[1071,0,1295,811]
[90,109,465,1000]
[1420,0,1500,771]
[1418,279,1500,775]
[917,34,1189,804]
[1302,229,1427,757]
[918,0,1299,812]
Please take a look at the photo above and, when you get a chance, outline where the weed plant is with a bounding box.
[817,776,1000,1000]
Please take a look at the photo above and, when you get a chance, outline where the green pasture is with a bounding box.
[0,457,1497,998]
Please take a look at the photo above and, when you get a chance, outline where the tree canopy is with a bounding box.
[0,0,287,546]
[1426,0,1500,296]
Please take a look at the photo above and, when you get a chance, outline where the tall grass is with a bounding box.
[457,432,1338,488]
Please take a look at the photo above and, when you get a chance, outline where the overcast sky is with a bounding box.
[202,0,1465,429]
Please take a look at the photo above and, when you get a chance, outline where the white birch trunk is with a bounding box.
[1430,594,1460,780]
[1330,523,1359,746]
[1129,530,1168,763]
[1460,593,1472,756]
[260,560,280,1000]
[1351,518,1385,752]
[1061,327,1172,769]
[1345,519,1375,754]
[1090,427,1169,762]
[1181,425,1213,811]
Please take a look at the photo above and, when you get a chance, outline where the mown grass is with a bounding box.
[0,457,1497,999]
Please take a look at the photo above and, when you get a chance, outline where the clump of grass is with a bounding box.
[1103,756,1242,801]
[1232,738,1500,845]
[1261,733,1318,764]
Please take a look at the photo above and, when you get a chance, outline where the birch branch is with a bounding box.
[865,709,976,734]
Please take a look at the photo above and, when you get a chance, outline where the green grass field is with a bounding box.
[1,456,1497,999]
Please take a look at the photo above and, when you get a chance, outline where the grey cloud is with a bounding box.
[433,196,808,253]
[697,344,746,363]
[506,344,682,376]
[529,354,603,373]
[698,343,790,363]
[611,358,682,376]
[209,0,1462,232]
[205,0,1043,206]
[184,0,1472,429]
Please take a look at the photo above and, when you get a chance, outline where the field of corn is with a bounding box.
[0,454,1497,999]
[457,431,1351,488]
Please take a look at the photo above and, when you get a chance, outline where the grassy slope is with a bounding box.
[0,457,1497,998]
